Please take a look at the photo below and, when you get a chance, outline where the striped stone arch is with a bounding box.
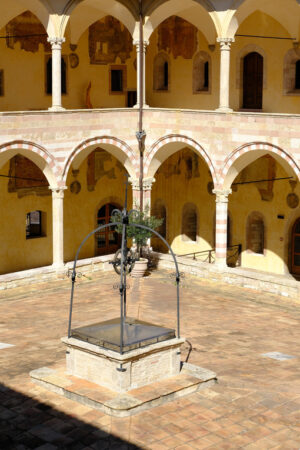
[63,136,138,182]
[0,140,61,187]
[144,134,217,186]
[220,142,300,189]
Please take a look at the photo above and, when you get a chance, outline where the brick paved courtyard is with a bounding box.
[0,269,300,449]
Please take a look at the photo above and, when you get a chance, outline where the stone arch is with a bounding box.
[145,134,217,186]
[236,44,267,90]
[225,1,300,40]
[63,136,137,183]
[61,0,136,43]
[143,0,218,44]
[221,142,300,189]
[0,140,60,187]
[0,1,56,37]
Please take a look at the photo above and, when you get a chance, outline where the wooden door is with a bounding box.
[243,52,263,109]
[291,218,300,274]
[96,204,121,255]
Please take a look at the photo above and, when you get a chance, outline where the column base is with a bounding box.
[133,103,149,109]
[52,262,65,274]
[48,106,66,112]
[214,258,228,269]
[215,107,233,113]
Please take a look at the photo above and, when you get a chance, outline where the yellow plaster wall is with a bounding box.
[64,154,132,263]
[151,148,215,255]
[146,29,219,110]
[0,19,137,111]
[230,11,300,114]
[0,161,52,274]
[229,161,300,275]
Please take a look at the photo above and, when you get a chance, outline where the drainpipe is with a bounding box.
[136,0,146,213]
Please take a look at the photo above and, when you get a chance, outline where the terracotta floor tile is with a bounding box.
[1,270,300,449]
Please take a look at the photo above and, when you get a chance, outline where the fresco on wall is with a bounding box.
[156,148,200,180]
[6,11,50,53]
[87,148,125,191]
[8,155,49,198]
[158,16,198,59]
[235,155,276,201]
[89,16,133,65]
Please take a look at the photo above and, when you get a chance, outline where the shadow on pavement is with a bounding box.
[0,383,140,450]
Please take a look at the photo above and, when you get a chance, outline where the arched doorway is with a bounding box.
[96,203,121,255]
[291,218,300,275]
[243,52,263,109]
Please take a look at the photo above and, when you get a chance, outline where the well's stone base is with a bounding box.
[30,363,217,417]
[62,336,185,393]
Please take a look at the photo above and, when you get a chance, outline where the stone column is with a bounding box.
[47,37,65,111]
[216,38,234,112]
[129,178,141,210]
[51,187,66,270]
[143,177,155,212]
[133,40,149,108]
[213,189,232,267]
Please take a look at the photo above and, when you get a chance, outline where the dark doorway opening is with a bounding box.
[243,52,263,109]
[96,203,121,255]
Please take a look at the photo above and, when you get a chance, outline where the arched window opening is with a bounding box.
[243,52,263,109]
[163,62,169,90]
[246,212,264,254]
[153,53,169,91]
[152,200,166,239]
[295,60,300,90]
[193,52,211,93]
[291,218,300,274]
[46,56,67,95]
[182,203,197,242]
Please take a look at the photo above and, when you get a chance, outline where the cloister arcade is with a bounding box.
[0,0,299,290]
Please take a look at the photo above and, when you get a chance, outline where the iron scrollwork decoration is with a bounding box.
[67,177,181,355]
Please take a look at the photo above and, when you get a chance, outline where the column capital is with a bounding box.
[143,177,155,191]
[47,36,65,49]
[129,177,155,191]
[213,188,232,203]
[133,39,149,50]
[49,186,67,199]
[216,37,235,50]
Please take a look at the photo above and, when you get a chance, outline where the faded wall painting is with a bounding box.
[156,148,200,180]
[235,155,276,201]
[8,155,49,197]
[87,148,125,190]
[6,11,50,53]
[158,16,198,60]
[89,16,133,65]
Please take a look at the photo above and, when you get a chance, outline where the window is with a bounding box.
[246,212,264,254]
[182,203,197,242]
[109,65,127,94]
[153,53,170,91]
[295,60,300,89]
[46,56,67,95]
[26,210,42,239]
[193,52,211,93]
[0,70,4,96]
[283,49,300,94]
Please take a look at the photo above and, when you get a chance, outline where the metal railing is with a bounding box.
[177,244,242,267]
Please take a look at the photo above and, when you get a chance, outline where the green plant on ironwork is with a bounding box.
[111,206,164,259]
